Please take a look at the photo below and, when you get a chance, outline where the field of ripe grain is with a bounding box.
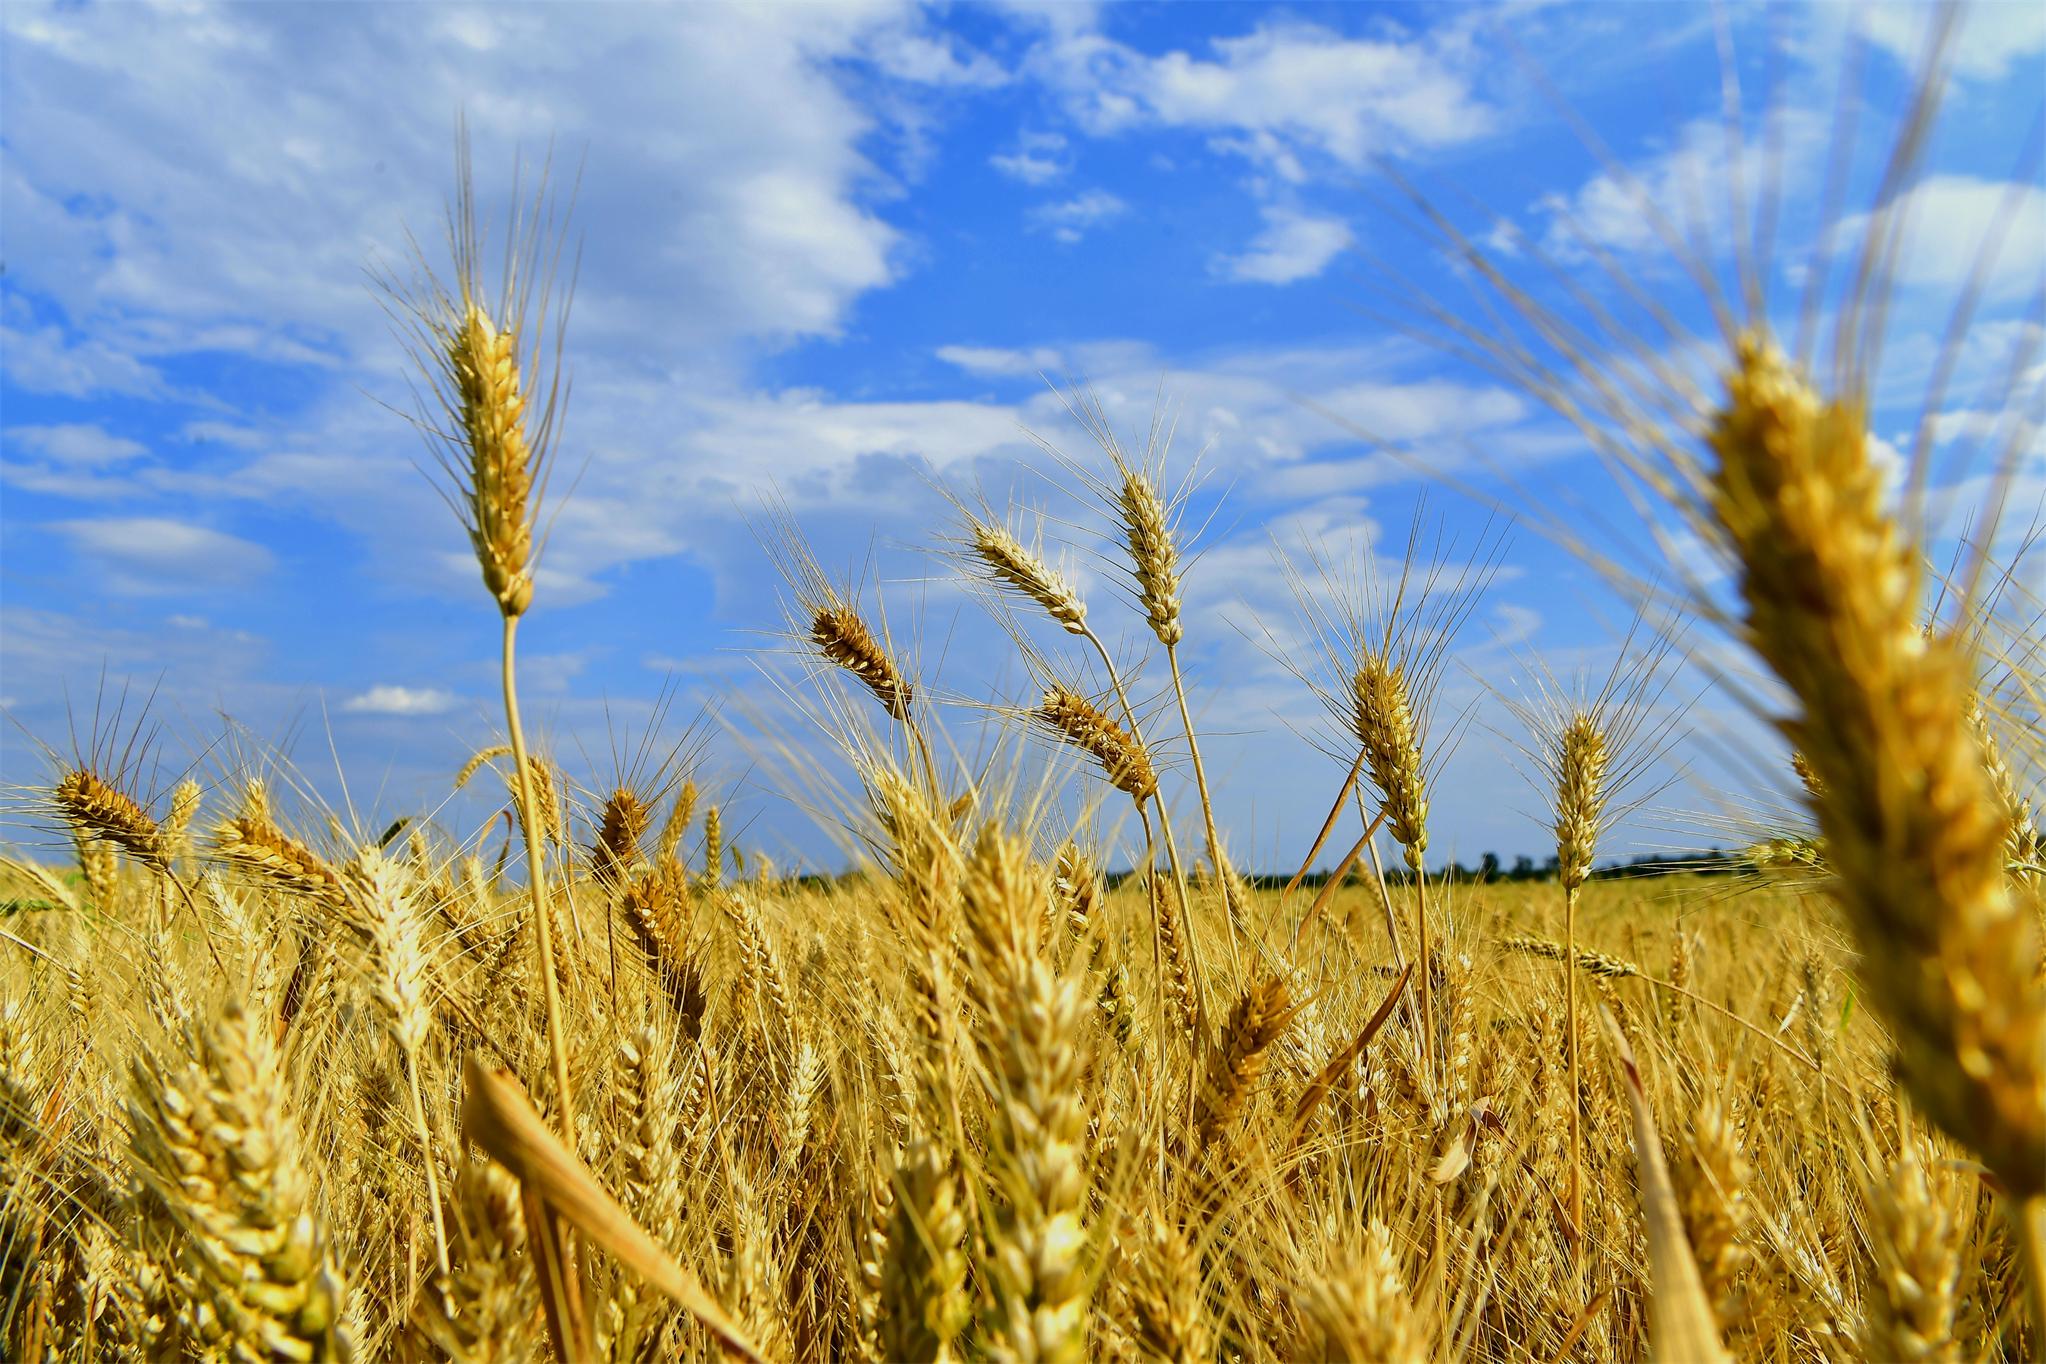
[5,21,2045,1364]
[2,832,2039,1360]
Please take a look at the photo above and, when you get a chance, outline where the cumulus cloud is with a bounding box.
[1858,2,2046,82]
[1219,206,1353,284]
[0,1,935,380]
[1031,19,1495,174]
[343,684,459,716]
[1834,176,2046,301]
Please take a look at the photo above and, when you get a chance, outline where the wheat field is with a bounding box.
[4,15,2045,1364]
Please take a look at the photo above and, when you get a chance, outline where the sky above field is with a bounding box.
[3,1,2042,873]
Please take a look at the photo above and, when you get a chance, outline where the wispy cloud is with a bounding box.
[1030,188,1128,243]
[50,516,272,594]
[1834,176,2046,301]
[936,344,1065,376]
[5,422,147,466]
[991,130,1071,184]
[1218,206,1353,284]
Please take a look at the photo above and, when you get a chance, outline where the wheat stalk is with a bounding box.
[383,141,579,1156]
[347,845,451,1280]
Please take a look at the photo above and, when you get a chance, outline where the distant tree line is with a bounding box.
[1230,848,1739,891]
[778,849,1738,890]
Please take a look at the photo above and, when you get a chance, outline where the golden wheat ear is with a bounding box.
[938,486,1091,637]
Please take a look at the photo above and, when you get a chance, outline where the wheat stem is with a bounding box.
[1285,749,1367,900]
[1166,641,1241,969]
[1080,625,1204,1034]
[1413,872,1434,1079]
[1564,881,1583,1242]
[2018,1195,2046,1337]
[502,615,575,1132]
[403,1046,452,1281]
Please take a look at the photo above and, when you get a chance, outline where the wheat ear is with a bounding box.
[961,827,1091,1364]
[1860,1135,1963,1362]
[1302,1223,1426,1362]
[1036,684,1157,802]
[812,603,915,720]
[968,517,1088,636]
[126,1000,353,1360]
[879,1137,972,1364]
[1194,971,1297,1150]
[590,787,650,886]
[1352,650,1436,1074]
[1706,335,2045,1311]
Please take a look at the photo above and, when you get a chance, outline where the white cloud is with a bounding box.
[1836,175,2046,301]
[0,1,937,382]
[343,684,459,716]
[1522,109,1827,262]
[1033,19,1495,173]
[863,27,1007,87]
[1030,188,1128,242]
[937,344,1067,377]
[50,516,273,594]
[991,130,1072,185]
[1858,3,2046,82]
[1219,206,1353,284]
[5,423,147,466]
[0,315,166,398]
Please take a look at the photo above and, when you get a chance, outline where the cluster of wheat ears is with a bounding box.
[5,24,2045,1364]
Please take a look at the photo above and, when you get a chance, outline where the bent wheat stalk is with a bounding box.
[464,1057,765,1362]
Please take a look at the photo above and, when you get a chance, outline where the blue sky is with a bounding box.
[3,1,2042,872]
